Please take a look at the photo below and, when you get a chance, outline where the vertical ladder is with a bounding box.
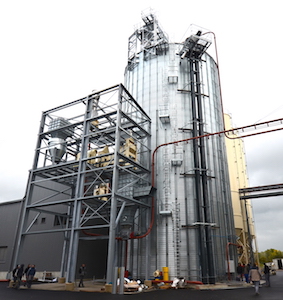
[174,202,181,275]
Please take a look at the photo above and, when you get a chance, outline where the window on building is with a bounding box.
[41,217,46,224]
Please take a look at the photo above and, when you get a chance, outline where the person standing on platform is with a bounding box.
[236,263,243,281]
[249,264,262,295]
[12,264,24,289]
[264,263,271,287]
[26,264,36,288]
[243,263,250,283]
[78,264,86,287]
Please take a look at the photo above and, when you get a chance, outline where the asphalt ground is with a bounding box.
[1,271,283,300]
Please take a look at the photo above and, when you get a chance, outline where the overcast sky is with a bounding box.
[1,0,283,252]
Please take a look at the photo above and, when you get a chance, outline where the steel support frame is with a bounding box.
[238,184,283,265]
[12,84,151,285]
[127,10,168,69]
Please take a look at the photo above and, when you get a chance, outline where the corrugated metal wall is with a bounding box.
[124,44,236,282]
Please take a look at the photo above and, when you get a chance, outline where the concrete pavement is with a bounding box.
[1,270,282,299]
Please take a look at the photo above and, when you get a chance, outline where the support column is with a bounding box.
[106,85,123,292]
[66,96,92,283]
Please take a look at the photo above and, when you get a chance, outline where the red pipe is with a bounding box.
[82,229,102,236]
[131,118,283,240]
[121,34,282,241]
[126,33,283,283]
[130,195,155,239]
[117,32,283,247]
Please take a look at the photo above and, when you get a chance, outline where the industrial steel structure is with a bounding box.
[11,10,272,291]
[12,85,152,285]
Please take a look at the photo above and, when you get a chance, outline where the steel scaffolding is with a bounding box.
[127,9,168,70]
[12,84,151,285]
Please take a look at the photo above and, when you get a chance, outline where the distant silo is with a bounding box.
[224,114,257,266]
[124,10,237,283]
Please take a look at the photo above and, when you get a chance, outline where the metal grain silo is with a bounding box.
[124,10,237,284]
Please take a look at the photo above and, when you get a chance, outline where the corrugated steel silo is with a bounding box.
[124,10,237,284]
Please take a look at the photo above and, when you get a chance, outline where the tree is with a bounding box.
[258,248,283,264]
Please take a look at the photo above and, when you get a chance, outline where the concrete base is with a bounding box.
[105,284,112,293]
[65,282,75,291]
[58,277,65,284]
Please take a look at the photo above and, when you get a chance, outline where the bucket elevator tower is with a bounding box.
[125,11,237,284]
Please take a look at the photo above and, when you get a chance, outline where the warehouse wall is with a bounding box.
[0,200,22,279]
